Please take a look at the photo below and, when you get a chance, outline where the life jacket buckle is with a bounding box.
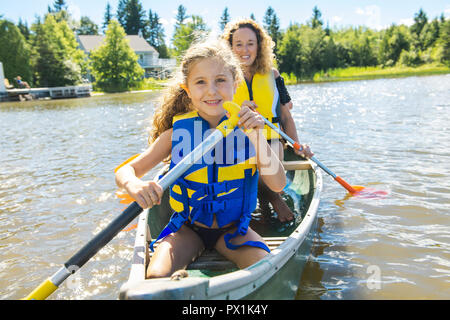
[203,200,226,213]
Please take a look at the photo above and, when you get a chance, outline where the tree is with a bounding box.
[172,15,209,57]
[17,18,30,40]
[53,0,67,12]
[277,24,303,78]
[175,5,188,28]
[219,7,230,31]
[124,0,146,35]
[250,13,256,21]
[77,16,99,35]
[438,19,450,66]
[146,10,168,58]
[378,25,410,66]
[263,7,281,50]
[30,13,86,86]
[117,0,127,27]
[90,19,144,92]
[0,20,32,84]
[411,8,428,37]
[102,2,113,33]
[309,6,323,29]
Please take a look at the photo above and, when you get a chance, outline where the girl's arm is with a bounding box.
[115,128,173,209]
[238,105,286,193]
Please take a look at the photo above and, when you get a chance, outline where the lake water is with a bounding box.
[1,75,449,300]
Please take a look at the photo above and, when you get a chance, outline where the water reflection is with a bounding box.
[1,75,450,299]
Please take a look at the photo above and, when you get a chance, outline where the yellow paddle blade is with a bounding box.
[114,154,141,173]
[351,185,365,192]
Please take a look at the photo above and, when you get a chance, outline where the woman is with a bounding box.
[223,19,314,222]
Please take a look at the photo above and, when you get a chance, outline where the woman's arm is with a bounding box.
[115,128,173,208]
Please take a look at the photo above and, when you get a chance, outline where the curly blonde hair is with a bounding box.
[149,38,243,144]
[222,18,275,75]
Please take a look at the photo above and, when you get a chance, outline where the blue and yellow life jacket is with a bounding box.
[233,72,281,140]
[150,111,270,253]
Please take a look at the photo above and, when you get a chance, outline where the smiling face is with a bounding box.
[231,27,258,73]
[185,57,237,126]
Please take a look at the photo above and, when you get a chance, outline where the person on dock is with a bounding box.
[222,19,314,223]
[14,76,30,89]
[115,38,287,278]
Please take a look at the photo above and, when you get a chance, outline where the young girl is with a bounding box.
[115,39,286,279]
[222,19,314,222]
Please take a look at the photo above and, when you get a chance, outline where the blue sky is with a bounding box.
[3,0,450,41]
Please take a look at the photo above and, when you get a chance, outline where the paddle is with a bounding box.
[23,101,242,300]
[256,110,363,194]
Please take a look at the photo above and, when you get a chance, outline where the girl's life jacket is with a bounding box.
[233,72,281,140]
[150,111,270,253]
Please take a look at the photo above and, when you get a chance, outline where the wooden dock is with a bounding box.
[1,84,92,102]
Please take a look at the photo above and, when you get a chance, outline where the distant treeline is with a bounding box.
[0,0,449,90]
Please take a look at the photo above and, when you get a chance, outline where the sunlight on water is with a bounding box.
[1,76,449,300]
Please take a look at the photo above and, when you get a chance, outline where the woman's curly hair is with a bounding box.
[222,18,275,75]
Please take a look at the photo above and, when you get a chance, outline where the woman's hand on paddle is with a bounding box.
[295,143,314,159]
[125,179,163,209]
[238,104,265,132]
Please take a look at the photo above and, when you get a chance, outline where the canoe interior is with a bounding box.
[146,146,317,279]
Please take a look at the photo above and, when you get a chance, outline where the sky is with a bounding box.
[2,0,450,44]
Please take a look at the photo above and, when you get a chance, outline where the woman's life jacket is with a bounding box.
[150,111,270,253]
[233,72,281,140]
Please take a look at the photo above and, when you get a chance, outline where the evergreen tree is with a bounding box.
[90,19,144,92]
[117,0,127,27]
[175,5,188,28]
[17,18,30,40]
[124,0,146,35]
[77,16,99,35]
[411,8,428,37]
[146,9,168,58]
[53,0,67,12]
[250,13,256,21]
[103,2,113,33]
[30,14,86,86]
[263,7,281,49]
[219,7,230,31]
[438,19,450,66]
[0,20,32,84]
[309,6,323,29]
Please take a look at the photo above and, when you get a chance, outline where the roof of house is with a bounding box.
[77,35,158,54]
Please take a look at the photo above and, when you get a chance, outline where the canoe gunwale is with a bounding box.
[120,158,322,300]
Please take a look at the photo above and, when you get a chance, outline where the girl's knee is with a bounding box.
[146,264,171,279]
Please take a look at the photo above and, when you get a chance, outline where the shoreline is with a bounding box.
[282,64,450,85]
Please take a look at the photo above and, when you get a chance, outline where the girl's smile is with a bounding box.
[185,57,237,127]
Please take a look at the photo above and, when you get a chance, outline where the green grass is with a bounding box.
[128,78,168,91]
[92,78,168,94]
[282,64,450,84]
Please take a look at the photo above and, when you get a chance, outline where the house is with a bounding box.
[77,35,176,79]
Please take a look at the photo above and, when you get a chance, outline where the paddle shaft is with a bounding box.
[24,103,241,300]
[259,113,357,193]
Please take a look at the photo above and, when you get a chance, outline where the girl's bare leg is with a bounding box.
[215,227,269,269]
[146,224,205,278]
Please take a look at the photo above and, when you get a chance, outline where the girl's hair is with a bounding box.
[222,18,275,75]
[149,38,243,144]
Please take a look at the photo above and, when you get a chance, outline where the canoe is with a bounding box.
[119,146,322,300]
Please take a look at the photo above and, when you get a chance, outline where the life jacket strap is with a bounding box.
[223,228,271,253]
